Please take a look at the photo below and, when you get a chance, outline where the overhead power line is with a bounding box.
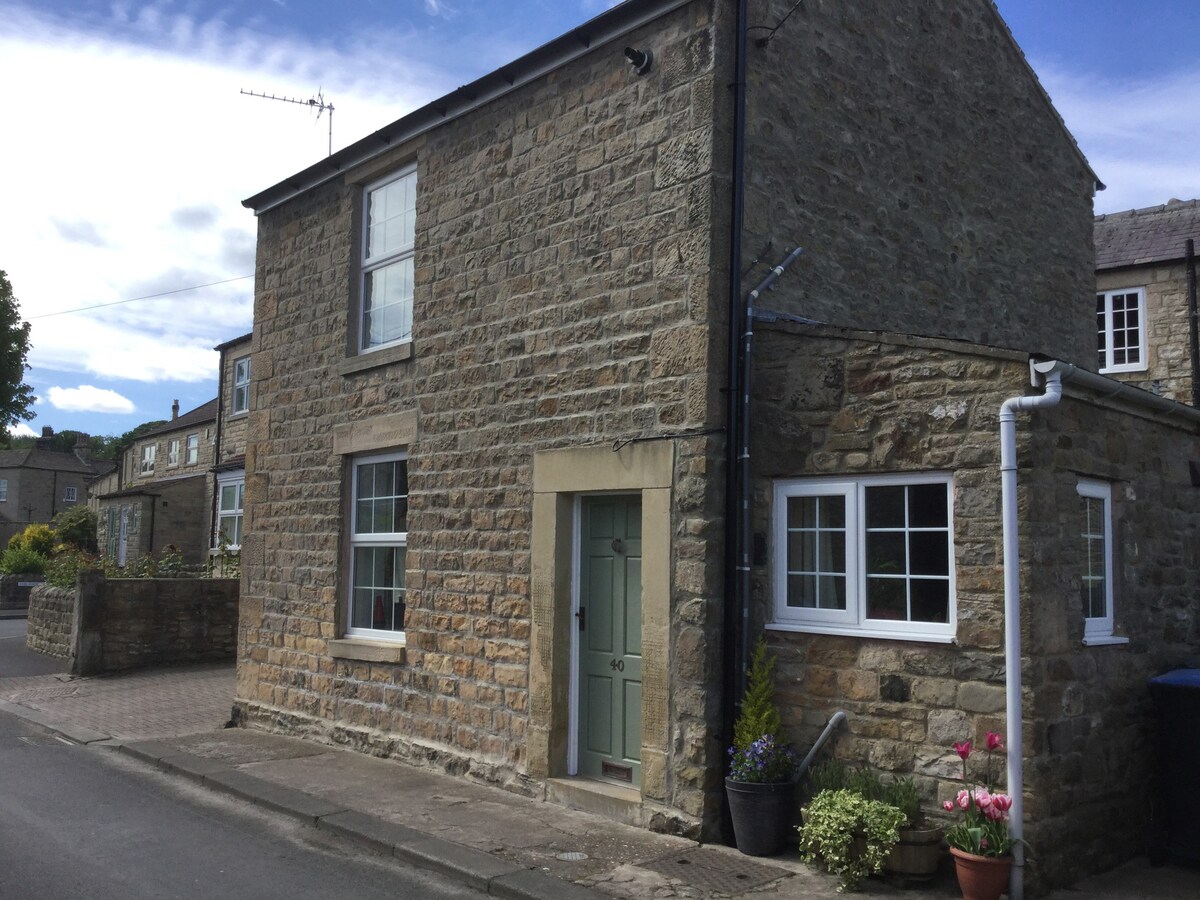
[29,275,253,320]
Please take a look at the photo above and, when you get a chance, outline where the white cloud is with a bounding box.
[46,385,137,414]
[10,422,38,438]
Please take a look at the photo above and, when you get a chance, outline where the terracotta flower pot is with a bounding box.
[950,847,1012,900]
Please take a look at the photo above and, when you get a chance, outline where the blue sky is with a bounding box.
[1,0,1198,440]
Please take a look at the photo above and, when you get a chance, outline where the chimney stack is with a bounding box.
[73,433,92,465]
[35,426,54,450]
[171,399,180,420]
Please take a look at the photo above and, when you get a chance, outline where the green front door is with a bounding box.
[578,496,642,786]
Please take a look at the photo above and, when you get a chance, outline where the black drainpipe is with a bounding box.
[722,0,751,782]
[1187,239,1199,408]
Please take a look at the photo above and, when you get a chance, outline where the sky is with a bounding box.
[1,0,1199,440]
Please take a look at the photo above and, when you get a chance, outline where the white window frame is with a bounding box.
[347,451,408,641]
[63,486,77,503]
[359,165,417,352]
[770,473,956,643]
[167,438,180,467]
[215,472,245,550]
[140,444,156,475]
[185,433,199,465]
[1096,287,1147,374]
[1077,479,1127,646]
[232,356,251,415]
[0,479,7,502]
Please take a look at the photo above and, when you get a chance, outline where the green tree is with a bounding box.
[733,637,784,752]
[0,272,34,444]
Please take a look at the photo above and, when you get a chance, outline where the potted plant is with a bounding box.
[725,638,801,856]
[881,776,944,881]
[943,732,1019,900]
[798,788,906,892]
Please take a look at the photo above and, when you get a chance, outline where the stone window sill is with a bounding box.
[338,341,413,376]
[1082,635,1130,647]
[328,637,407,664]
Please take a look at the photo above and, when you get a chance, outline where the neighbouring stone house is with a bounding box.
[211,333,252,566]
[0,428,114,545]
[233,0,1199,893]
[1094,198,1200,405]
[94,399,217,566]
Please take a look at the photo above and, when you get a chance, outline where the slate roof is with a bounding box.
[137,399,218,440]
[1095,198,1200,271]
[0,446,112,475]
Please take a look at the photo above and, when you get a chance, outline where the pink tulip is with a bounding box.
[954,740,972,760]
[992,794,1013,812]
[986,732,1004,751]
[943,800,955,812]
[985,804,1004,821]
[957,790,971,810]
[974,789,992,809]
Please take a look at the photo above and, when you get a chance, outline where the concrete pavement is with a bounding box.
[1,641,1197,899]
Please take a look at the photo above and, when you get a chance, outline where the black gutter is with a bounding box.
[1187,239,1199,408]
[721,0,751,810]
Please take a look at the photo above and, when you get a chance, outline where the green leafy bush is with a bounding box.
[798,789,905,892]
[0,545,47,575]
[9,523,55,556]
[44,548,99,588]
[51,506,98,552]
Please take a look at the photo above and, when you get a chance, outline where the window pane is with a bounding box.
[866,578,906,620]
[787,573,818,608]
[788,531,817,573]
[908,483,947,527]
[909,531,949,576]
[865,485,905,528]
[819,531,845,573]
[788,496,817,529]
[818,575,845,610]
[866,532,905,575]
[910,579,949,623]
[363,258,414,348]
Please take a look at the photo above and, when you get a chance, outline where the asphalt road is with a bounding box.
[0,618,66,676]
[0,708,486,899]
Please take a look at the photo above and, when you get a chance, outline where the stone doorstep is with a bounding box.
[112,740,611,900]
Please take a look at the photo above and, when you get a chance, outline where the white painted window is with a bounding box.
[1096,288,1147,373]
[347,452,408,639]
[216,474,244,549]
[232,356,251,414]
[0,479,8,502]
[167,439,180,466]
[63,486,77,503]
[185,434,199,465]
[140,444,156,475]
[360,166,417,351]
[1077,479,1126,645]
[771,474,955,642]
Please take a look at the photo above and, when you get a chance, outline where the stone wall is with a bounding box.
[26,583,74,659]
[1097,262,1196,404]
[0,573,42,612]
[238,0,731,833]
[741,0,1097,366]
[750,324,1200,893]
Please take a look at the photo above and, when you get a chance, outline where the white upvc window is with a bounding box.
[185,434,199,465]
[216,473,244,549]
[347,452,408,640]
[1096,288,1147,374]
[63,486,77,503]
[167,439,180,466]
[1078,479,1127,646]
[140,444,156,475]
[232,356,251,415]
[771,474,956,642]
[0,479,7,502]
[360,166,417,351]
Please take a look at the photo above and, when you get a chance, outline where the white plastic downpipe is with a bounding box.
[998,360,1063,900]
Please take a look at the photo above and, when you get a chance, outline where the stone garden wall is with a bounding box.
[0,573,43,613]
[26,583,74,659]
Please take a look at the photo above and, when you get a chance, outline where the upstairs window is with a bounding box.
[772,474,955,642]
[0,479,8,501]
[140,444,156,475]
[348,452,408,639]
[360,167,416,351]
[232,356,251,414]
[185,434,199,465]
[63,486,77,503]
[167,439,180,466]
[1096,288,1146,374]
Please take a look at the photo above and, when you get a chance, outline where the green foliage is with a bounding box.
[734,637,783,753]
[209,534,241,580]
[44,548,96,588]
[106,420,167,463]
[0,545,47,575]
[807,758,850,796]
[10,523,55,556]
[846,767,884,801]
[880,776,922,829]
[0,272,34,444]
[798,789,905,892]
[51,506,98,552]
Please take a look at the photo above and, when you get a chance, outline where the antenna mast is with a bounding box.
[240,88,335,156]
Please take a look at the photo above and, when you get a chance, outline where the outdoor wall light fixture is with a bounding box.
[624,46,653,75]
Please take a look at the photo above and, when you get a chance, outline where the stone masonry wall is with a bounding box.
[238,0,731,831]
[741,0,1096,366]
[26,583,74,659]
[0,573,42,612]
[1097,263,1196,404]
[750,325,1200,894]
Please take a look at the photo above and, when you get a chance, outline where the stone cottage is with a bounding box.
[1094,198,1200,405]
[211,332,252,568]
[234,0,1199,893]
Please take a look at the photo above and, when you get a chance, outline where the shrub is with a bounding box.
[44,548,99,589]
[733,638,783,753]
[10,523,55,556]
[0,545,48,575]
[798,789,905,892]
[51,506,98,552]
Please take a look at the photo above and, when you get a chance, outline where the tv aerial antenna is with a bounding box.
[240,87,335,156]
